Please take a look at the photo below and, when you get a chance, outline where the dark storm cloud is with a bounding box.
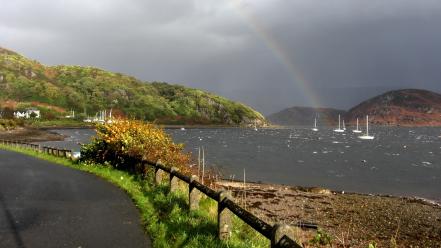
[1,0,441,114]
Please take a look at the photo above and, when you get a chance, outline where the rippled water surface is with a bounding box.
[39,126,441,201]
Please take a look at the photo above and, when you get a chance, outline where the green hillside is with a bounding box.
[0,47,265,125]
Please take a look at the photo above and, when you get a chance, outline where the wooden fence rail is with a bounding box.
[0,139,73,159]
[0,139,318,248]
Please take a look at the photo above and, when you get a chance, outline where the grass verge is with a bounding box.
[0,144,269,248]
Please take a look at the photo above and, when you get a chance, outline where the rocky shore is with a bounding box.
[217,181,441,247]
[0,127,65,142]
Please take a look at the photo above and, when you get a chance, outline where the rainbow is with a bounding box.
[229,0,321,108]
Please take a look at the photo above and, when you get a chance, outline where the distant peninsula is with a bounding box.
[0,47,265,126]
[267,106,345,126]
[346,89,441,126]
[268,89,441,127]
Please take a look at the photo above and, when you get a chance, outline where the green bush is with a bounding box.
[81,119,191,174]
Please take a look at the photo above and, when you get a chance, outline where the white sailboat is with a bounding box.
[352,118,362,133]
[359,115,374,140]
[312,118,318,132]
[343,120,346,130]
[253,120,258,131]
[334,114,345,132]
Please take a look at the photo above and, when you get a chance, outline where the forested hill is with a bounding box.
[0,47,265,125]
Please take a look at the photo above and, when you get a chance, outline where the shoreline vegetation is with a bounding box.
[0,46,266,127]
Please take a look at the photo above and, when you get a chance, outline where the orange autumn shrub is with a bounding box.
[81,119,191,174]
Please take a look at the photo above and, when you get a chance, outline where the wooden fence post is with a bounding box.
[155,160,164,185]
[170,167,179,193]
[189,175,200,211]
[271,224,301,248]
[155,168,163,185]
[218,190,233,241]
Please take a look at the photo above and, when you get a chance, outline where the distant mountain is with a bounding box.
[0,47,265,126]
[267,106,346,126]
[345,89,441,126]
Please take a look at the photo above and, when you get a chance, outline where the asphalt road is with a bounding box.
[0,149,151,248]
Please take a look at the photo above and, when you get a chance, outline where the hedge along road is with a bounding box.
[0,149,151,248]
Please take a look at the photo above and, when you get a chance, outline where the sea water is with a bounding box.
[38,126,441,201]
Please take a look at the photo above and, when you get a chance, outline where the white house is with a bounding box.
[14,108,41,119]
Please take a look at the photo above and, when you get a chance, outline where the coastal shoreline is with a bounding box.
[216,180,441,247]
[0,127,66,142]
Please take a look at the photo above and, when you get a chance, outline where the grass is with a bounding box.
[0,144,269,248]
[26,118,90,128]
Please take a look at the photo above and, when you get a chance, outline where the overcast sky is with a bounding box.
[1,0,441,114]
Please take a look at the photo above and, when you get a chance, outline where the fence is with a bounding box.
[0,139,318,248]
[0,139,73,159]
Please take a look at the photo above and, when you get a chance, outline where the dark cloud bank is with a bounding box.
[1,0,441,114]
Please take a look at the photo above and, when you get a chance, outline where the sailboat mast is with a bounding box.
[366,115,369,136]
[338,115,341,129]
[314,118,317,128]
[356,118,359,130]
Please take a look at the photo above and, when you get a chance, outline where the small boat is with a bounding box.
[352,118,362,133]
[343,120,346,131]
[254,120,258,131]
[180,127,186,131]
[311,117,318,132]
[334,115,345,133]
[359,115,374,140]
